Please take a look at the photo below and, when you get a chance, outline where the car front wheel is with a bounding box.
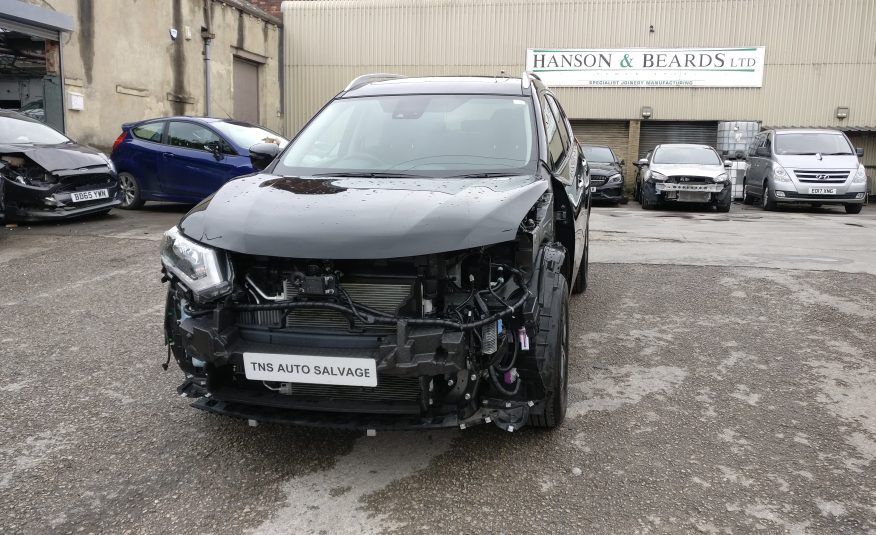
[118,172,145,209]
[742,179,755,205]
[845,204,863,214]
[761,182,777,211]
[528,271,570,429]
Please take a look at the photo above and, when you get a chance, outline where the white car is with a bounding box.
[634,144,733,212]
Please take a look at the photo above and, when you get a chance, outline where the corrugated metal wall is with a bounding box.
[571,120,630,163]
[282,0,876,136]
[638,121,719,158]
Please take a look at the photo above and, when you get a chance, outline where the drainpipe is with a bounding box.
[202,2,215,116]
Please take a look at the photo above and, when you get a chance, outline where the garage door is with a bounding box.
[233,57,260,124]
[638,121,718,158]
[571,120,629,161]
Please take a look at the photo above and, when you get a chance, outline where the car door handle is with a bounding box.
[162,152,175,158]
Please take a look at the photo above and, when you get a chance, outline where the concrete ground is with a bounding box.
[1,200,875,534]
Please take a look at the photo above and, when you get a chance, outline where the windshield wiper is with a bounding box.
[821,152,853,155]
[310,171,427,178]
[448,172,514,178]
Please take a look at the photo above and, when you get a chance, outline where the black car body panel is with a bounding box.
[0,115,120,221]
[162,75,590,432]
[179,174,549,259]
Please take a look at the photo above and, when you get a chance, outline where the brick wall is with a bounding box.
[248,0,282,18]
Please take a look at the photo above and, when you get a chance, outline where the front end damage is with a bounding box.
[163,192,568,432]
[1,152,120,221]
[643,175,732,208]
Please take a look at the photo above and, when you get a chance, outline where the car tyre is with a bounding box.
[845,204,863,214]
[641,187,658,210]
[528,271,570,429]
[716,197,731,213]
[761,182,777,211]
[118,171,145,210]
[742,179,755,205]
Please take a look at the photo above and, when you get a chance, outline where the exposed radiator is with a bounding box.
[239,281,412,331]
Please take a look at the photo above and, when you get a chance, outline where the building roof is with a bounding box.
[214,0,282,26]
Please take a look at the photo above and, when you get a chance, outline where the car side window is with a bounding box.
[748,135,761,157]
[132,122,164,143]
[542,97,567,168]
[546,95,571,154]
[167,122,223,152]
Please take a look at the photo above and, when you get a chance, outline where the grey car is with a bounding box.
[743,128,867,214]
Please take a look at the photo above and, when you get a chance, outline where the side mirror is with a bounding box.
[249,142,280,171]
[205,141,224,161]
[856,147,865,157]
[723,160,732,168]
[619,159,625,166]
[636,158,648,166]
[755,146,771,157]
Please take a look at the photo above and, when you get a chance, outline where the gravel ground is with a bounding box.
[1,203,874,534]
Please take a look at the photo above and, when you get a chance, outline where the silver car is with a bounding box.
[743,128,867,214]
[635,144,732,212]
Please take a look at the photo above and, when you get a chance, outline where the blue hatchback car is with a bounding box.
[110,117,287,209]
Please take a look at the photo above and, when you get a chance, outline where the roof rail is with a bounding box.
[343,73,406,92]
[520,71,542,90]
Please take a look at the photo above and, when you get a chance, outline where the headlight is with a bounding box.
[648,171,668,182]
[772,165,791,183]
[160,227,231,303]
[714,172,729,183]
[852,164,866,184]
[607,173,622,184]
[99,152,117,174]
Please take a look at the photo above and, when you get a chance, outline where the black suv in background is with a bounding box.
[582,144,625,203]
[160,74,591,432]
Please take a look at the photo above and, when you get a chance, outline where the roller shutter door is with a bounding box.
[571,120,629,161]
[638,121,718,158]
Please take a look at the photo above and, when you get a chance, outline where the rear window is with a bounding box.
[653,146,721,165]
[133,123,164,143]
[582,146,615,163]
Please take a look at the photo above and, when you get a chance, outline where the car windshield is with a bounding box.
[211,121,288,150]
[582,146,615,163]
[774,133,853,155]
[0,115,69,145]
[653,146,720,165]
[275,94,536,177]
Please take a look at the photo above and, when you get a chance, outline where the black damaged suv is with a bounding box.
[0,111,120,221]
[161,74,591,431]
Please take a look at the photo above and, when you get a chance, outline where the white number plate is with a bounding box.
[660,184,720,192]
[70,189,109,202]
[808,188,837,195]
[243,352,377,387]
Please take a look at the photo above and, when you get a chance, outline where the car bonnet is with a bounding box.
[179,173,549,259]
